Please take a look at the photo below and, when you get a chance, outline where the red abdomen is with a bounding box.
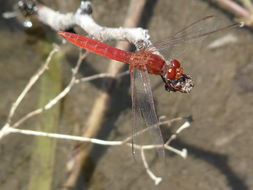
[59,32,132,63]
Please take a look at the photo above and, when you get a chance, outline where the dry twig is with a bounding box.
[1,117,190,185]
[210,0,253,27]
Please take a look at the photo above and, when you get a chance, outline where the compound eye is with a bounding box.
[175,67,184,79]
[171,59,181,68]
[167,68,176,80]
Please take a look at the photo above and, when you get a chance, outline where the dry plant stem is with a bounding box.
[210,0,253,26]
[0,46,59,139]
[241,0,253,13]
[123,117,184,144]
[11,51,87,129]
[2,120,189,156]
[0,50,121,140]
[0,117,190,185]
[137,121,190,158]
[63,1,148,188]
[0,47,86,140]
[0,46,59,140]
[6,127,123,146]
[1,120,189,155]
[212,0,250,17]
[2,120,189,152]
[165,121,191,146]
[74,70,129,84]
[37,1,150,45]
[121,119,190,159]
[159,116,184,126]
[141,148,162,185]
[7,45,59,124]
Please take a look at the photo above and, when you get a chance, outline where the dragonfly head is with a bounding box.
[162,59,194,93]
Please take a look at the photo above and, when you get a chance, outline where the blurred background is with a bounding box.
[0,0,253,190]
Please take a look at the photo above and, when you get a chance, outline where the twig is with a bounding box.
[74,70,129,84]
[10,51,87,129]
[4,127,122,146]
[0,46,58,140]
[7,45,59,124]
[0,49,123,140]
[210,0,253,27]
[141,148,162,185]
[1,120,189,152]
[36,1,150,45]
[123,116,185,144]
[241,0,253,14]
[165,121,191,146]
[213,0,251,17]
[0,116,190,185]
[175,120,191,134]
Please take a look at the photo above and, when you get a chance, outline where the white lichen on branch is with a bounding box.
[37,1,150,45]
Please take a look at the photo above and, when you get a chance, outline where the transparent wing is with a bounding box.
[149,16,239,59]
[130,67,164,158]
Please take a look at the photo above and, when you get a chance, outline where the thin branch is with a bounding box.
[0,124,11,139]
[141,148,162,185]
[175,120,191,134]
[210,0,253,27]
[5,127,122,146]
[241,0,253,14]
[164,121,191,147]
[0,112,191,184]
[213,0,251,18]
[36,1,150,45]
[123,117,186,144]
[7,45,59,124]
[10,51,87,129]
[74,70,129,84]
[1,121,189,151]
[1,121,189,155]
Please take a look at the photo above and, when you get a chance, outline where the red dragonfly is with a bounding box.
[58,16,239,155]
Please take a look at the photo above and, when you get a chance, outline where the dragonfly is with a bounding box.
[58,16,239,156]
